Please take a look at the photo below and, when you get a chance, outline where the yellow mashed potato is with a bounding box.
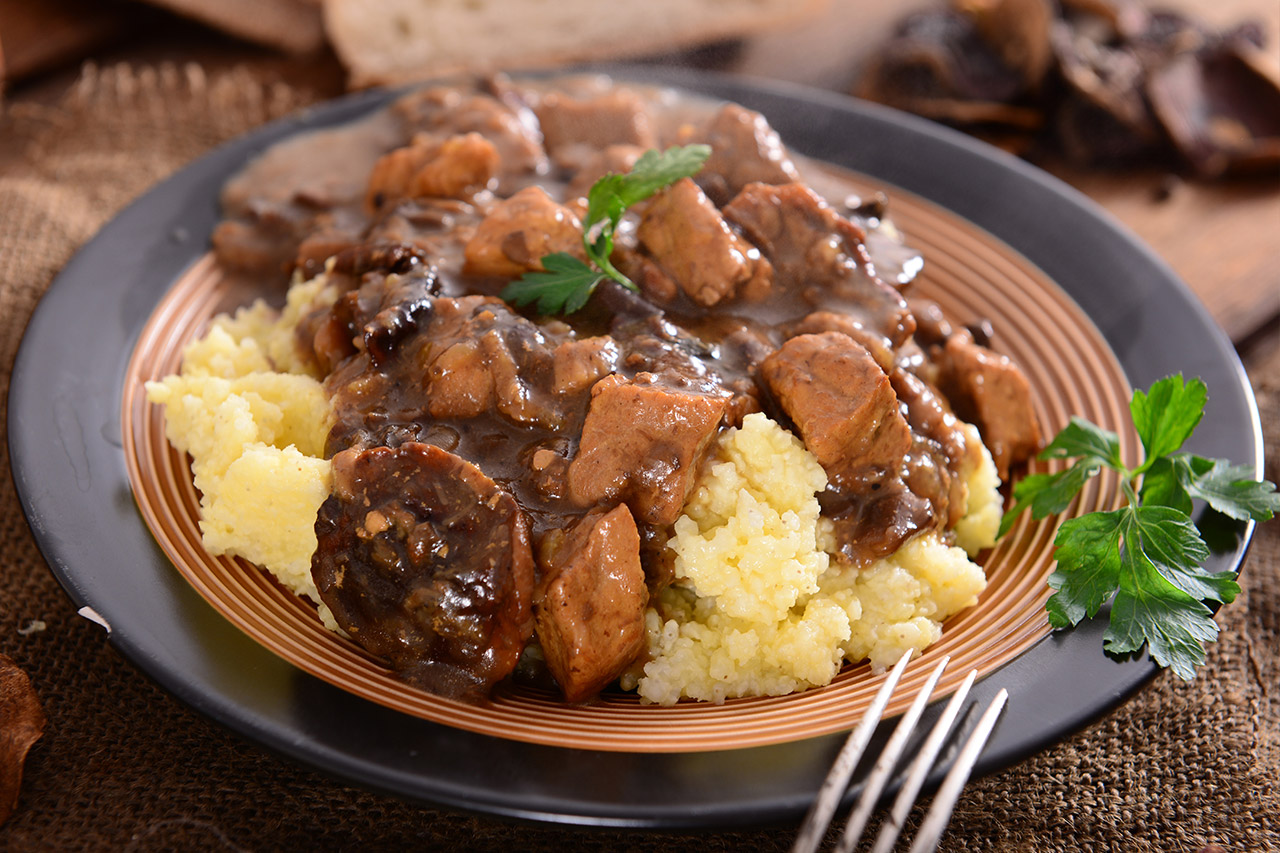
[625,412,998,705]
[145,275,339,629]
[149,272,1001,701]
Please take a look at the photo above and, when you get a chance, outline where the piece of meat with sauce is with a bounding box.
[312,442,535,700]
[636,178,773,307]
[890,367,971,528]
[612,248,680,306]
[534,504,648,702]
[724,182,916,346]
[322,293,569,454]
[463,186,586,278]
[421,296,564,428]
[392,87,547,191]
[680,103,802,205]
[935,331,1042,478]
[552,336,621,395]
[211,206,308,278]
[366,133,500,210]
[567,373,730,525]
[535,90,657,156]
[760,332,912,493]
[786,310,896,373]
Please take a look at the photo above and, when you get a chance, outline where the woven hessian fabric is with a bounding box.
[1,63,1277,852]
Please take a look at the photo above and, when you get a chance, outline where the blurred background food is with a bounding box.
[4,0,1275,177]
[857,0,1280,178]
[0,0,831,90]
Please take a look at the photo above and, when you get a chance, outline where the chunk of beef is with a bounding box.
[552,336,621,395]
[211,210,303,278]
[612,248,679,306]
[392,87,547,191]
[366,133,499,210]
[534,504,647,702]
[421,296,563,428]
[294,229,363,278]
[423,337,493,420]
[680,103,802,205]
[724,182,916,346]
[759,332,912,493]
[312,442,535,700]
[535,90,656,156]
[936,331,1042,477]
[890,368,971,527]
[636,178,773,307]
[786,311,896,373]
[463,186,585,278]
[322,294,567,453]
[567,374,730,525]
[365,140,433,210]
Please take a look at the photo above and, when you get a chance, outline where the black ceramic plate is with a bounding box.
[10,66,1263,828]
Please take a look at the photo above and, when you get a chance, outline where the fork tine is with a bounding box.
[832,655,951,853]
[868,669,977,853]
[790,649,913,853]
[905,687,1008,853]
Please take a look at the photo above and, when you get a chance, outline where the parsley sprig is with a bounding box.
[1001,374,1279,679]
[501,144,711,314]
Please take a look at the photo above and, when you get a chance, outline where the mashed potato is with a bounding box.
[145,277,339,629]
[627,412,998,705]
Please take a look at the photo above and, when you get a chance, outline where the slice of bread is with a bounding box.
[323,0,830,88]
[142,0,326,54]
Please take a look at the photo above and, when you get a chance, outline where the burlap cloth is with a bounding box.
[1,63,1276,853]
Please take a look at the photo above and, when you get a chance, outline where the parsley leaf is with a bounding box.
[999,462,1100,538]
[1041,416,1124,469]
[1045,510,1124,626]
[1137,455,1194,514]
[1130,375,1207,468]
[998,416,1125,537]
[502,144,711,314]
[1177,455,1280,521]
[501,253,603,315]
[1002,373,1278,679]
[1103,554,1217,682]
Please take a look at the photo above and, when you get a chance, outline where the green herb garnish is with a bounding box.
[1000,374,1279,679]
[501,144,711,314]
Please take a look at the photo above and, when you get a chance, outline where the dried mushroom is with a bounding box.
[854,5,1045,132]
[1060,0,1150,41]
[856,0,1280,178]
[0,654,45,826]
[1051,18,1162,165]
[957,0,1054,87]
[1147,36,1280,177]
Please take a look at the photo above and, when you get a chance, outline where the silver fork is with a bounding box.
[791,651,1009,853]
